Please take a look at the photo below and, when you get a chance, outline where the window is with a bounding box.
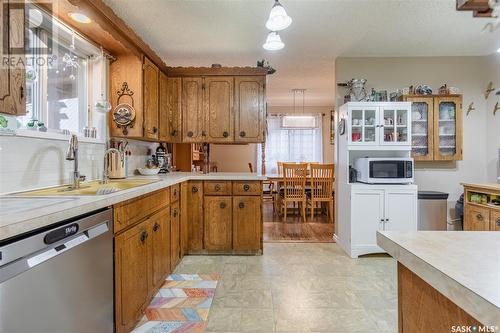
[258,114,323,174]
[19,5,107,139]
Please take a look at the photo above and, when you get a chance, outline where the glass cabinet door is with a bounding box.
[381,107,410,145]
[434,97,462,160]
[350,107,377,144]
[408,97,434,160]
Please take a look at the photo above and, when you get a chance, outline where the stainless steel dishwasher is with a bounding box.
[0,208,114,333]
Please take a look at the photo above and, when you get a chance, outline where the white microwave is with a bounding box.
[354,157,414,184]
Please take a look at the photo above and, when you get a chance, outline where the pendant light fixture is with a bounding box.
[263,31,284,51]
[266,0,292,31]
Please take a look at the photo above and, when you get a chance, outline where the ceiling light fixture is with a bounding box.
[266,0,292,31]
[68,12,92,24]
[263,31,284,51]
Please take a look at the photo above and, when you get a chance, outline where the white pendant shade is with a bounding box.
[263,31,284,51]
[265,0,292,31]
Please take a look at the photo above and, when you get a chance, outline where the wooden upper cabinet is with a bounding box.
[235,76,265,142]
[167,77,182,141]
[405,96,434,161]
[143,57,159,140]
[0,1,26,115]
[182,78,204,142]
[204,196,232,251]
[158,72,169,141]
[433,96,462,161]
[204,76,234,142]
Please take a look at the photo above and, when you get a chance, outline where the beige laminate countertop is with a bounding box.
[461,182,500,192]
[0,172,266,241]
[377,231,500,328]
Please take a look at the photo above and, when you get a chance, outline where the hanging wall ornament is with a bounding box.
[113,82,136,135]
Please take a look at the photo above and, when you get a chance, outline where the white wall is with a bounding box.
[335,56,500,218]
[485,54,500,182]
[0,136,155,194]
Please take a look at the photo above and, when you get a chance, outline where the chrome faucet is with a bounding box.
[66,134,86,189]
[102,148,122,184]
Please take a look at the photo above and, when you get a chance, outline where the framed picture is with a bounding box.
[330,108,335,145]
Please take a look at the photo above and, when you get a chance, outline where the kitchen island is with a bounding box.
[377,231,500,332]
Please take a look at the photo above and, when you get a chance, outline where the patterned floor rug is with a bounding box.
[132,274,219,333]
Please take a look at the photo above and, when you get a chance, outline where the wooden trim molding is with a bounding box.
[166,67,268,77]
[35,0,167,71]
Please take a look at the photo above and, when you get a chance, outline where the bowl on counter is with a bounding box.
[137,168,161,176]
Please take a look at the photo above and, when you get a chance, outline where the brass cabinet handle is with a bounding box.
[191,186,198,193]
[240,131,246,137]
[243,184,250,191]
[152,126,158,133]
[153,223,160,232]
[220,202,226,209]
[202,131,207,137]
[173,209,178,218]
[223,131,229,138]
[20,86,24,99]
[496,218,500,227]
[476,213,484,221]
[215,184,221,191]
[171,129,178,137]
[239,202,245,209]
[140,230,148,243]
[173,189,177,196]
[187,131,193,137]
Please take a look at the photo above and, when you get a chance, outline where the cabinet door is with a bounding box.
[204,76,234,142]
[182,77,204,142]
[0,1,26,115]
[187,181,204,251]
[170,201,181,269]
[380,106,410,145]
[384,190,417,232]
[464,205,490,231]
[349,106,378,145]
[204,196,232,251]
[167,77,182,142]
[351,189,385,248]
[180,182,189,256]
[433,96,462,161]
[143,57,159,140]
[406,97,434,161]
[158,72,169,141]
[115,221,149,333]
[233,196,261,251]
[149,208,171,291]
[490,210,500,231]
[235,76,265,142]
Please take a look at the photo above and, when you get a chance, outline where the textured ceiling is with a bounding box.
[103,0,500,106]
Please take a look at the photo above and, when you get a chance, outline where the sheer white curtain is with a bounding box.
[258,114,323,174]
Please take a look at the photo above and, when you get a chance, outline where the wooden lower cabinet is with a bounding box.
[149,208,171,292]
[233,196,261,251]
[171,202,181,268]
[491,210,500,231]
[115,214,151,333]
[180,182,189,256]
[187,181,204,251]
[464,205,490,231]
[204,196,233,251]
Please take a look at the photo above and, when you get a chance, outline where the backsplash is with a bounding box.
[0,136,156,194]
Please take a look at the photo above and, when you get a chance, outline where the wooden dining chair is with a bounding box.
[280,163,308,222]
[277,161,284,176]
[308,164,335,222]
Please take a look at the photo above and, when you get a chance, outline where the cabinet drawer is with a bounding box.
[464,204,490,231]
[204,181,232,195]
[170,184,180,202]
[114,188,170,233]
[490,210,500,231]
[232,181,261,195]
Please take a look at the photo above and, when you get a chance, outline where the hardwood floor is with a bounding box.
[263,201,335,243]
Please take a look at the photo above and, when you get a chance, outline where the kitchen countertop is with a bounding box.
[0,172,266,241]
[377,231,500,328]
[461,182,500,192]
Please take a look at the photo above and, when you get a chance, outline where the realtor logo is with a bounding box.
[2,1,53,55]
